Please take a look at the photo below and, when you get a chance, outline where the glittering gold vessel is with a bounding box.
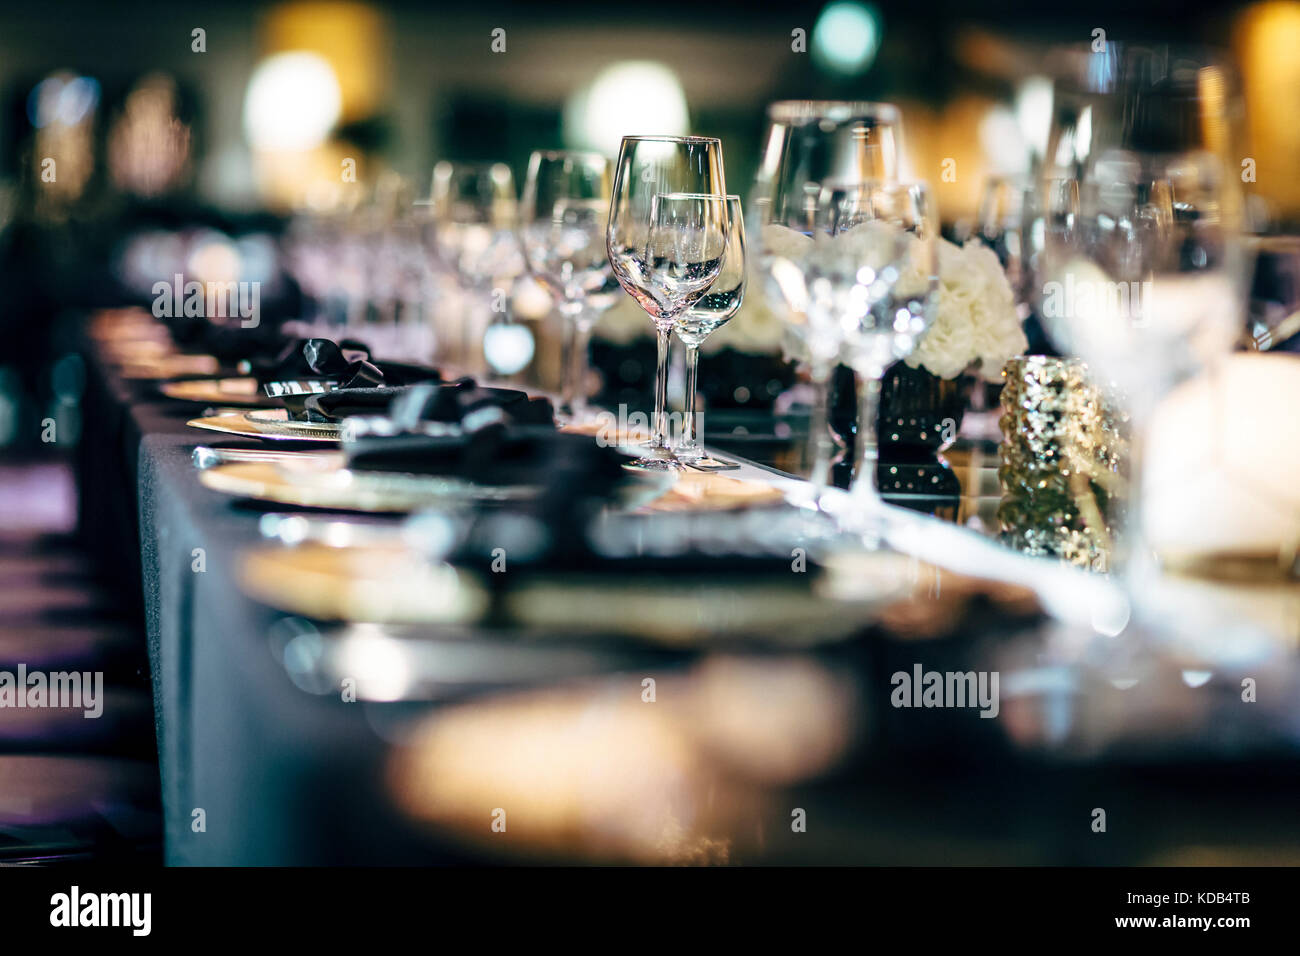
[996,355,1126,568]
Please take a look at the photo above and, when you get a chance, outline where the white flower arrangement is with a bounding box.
[906,237,1027,382]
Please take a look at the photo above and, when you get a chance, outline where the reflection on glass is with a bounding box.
[674,195,747,468]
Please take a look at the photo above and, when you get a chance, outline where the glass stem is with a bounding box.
[682,341,701,453]
[807,358,833,494]
[557,304,579,417]
[849,366,883,507]
[1117,412,1155,611]
[651,325,672,450]
[569,317,593,422]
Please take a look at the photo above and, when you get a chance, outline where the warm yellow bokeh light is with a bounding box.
[1236,2,1300,217]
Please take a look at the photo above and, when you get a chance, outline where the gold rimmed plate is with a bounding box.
[119,353,221,380]
[243,408,343,438]
[238,542,489,623]
[198,460,538,512]
[161,376,267,406]
[187,409,341,443]
[235,540,893,645]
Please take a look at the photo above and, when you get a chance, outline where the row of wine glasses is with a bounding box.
[280,75,1253,599]
[493,145,747,446]
[750,101,939,523]
[284,145,748,467]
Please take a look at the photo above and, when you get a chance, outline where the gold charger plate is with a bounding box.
[235,541,896,645]
[161,376,267,406]
[641,472,786,513]
[187,409,340,443]
[199,460,538,512]
[239,542,488,623]
[119,353,221,380]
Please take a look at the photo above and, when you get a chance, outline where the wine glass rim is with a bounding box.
[618,135,721,145]
[766,100,901,123]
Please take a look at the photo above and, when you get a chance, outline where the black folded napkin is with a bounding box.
[345,424,625,491]
[254,338,444,417]
[304,379,554,426]
[388,380,555,428]
[255,337,382,388]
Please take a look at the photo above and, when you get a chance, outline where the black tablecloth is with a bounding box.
[78,351,481,864]
[75,318,1300,866]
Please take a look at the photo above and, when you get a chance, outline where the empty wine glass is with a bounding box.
[520,150,620,422]
[429,160,525,374]
[673,194,746,468]
[607,136,728,469]
[1039,45,1248,609]
[750,101,902,496]
[809,181,938,517]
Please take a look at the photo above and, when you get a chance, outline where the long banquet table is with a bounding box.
[75,312,1300,866]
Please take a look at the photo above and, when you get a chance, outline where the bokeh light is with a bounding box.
[812,2,882,75]
[243,51,342,151]
[564,61,689,157]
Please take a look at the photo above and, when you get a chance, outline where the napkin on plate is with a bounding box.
[306,378,554,426]
[256,338,442,389]
[348,423,628,488]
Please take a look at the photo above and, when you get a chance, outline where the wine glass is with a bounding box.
[1039,45,1248,610]
[809,181,938,517]
[429,160,525,374]
[673,194,746,468]
[750,101,902,496]
[607,136,728,469]
[520,150,620,422]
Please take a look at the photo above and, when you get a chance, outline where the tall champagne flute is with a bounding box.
[810,181,938,515]
[607,136,728,468]
[673,195,746,468]
[750,101,902,497]
[520,150,619,423]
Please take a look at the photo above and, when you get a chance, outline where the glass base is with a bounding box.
[676,454,739,471]
[628,455,684,472]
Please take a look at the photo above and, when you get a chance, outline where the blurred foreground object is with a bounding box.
[1144,352,1300,576]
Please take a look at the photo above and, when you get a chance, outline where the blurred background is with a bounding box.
[0,0,1295,453]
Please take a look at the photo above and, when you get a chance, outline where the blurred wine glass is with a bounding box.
[284,211,343,336]
[674,194,746,468]
[975,175,1037,315]
[520,150,620,423]
[810,181,938,519]
[750,101,902,498]
[1039,44,1249,607]
[429,160,525,374]
[607,136,728,469]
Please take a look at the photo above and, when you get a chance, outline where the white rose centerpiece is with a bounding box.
[906,238,1027,381]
